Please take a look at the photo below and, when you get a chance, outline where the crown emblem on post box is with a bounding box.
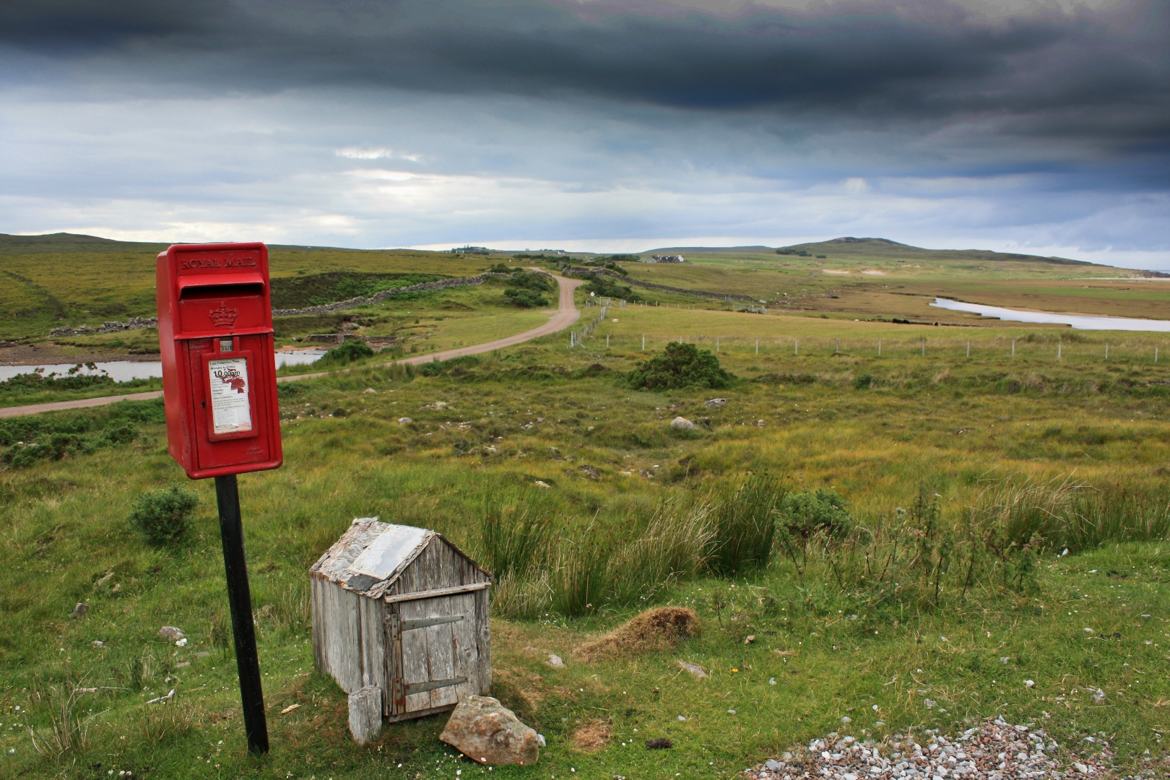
[210,304,239,327]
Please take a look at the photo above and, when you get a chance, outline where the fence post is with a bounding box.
[835,338,840,354]
[1057,340,1062,361]
[794,338,799,356]
[641,334,645,351]
[1105,343,1110,361]
[920,338,925,357]
[1011,338,1016,358]
[605,334,610,349]
[716,337,720,353]
[877,338,881,357]
[966,341,971,358]
[755,338,759,355]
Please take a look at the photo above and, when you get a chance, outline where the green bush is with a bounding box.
[505,270,555,292]
[318,339,374,366]
[778,489,852,540]
[584,275,640,301]
[503,287,549,308]
[129,486,198,547]
[628,342,733,390]
[705,473,784,576]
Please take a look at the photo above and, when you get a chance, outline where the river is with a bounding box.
[0,349,327,383]
[930,298,1170,333]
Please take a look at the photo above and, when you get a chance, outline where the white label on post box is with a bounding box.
[208,357,253,435]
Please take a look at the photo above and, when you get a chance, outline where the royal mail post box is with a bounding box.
[156,243,282,479]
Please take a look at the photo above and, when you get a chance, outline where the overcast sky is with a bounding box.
[2,0,1167,268]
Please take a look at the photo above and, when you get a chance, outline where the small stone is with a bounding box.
[157,626,185,642]
[397,417,413,424]
[363,388,377,394]
[764,758,784,771]
[1025,679,1035,688]
[704,398,727,408]
[175,637,188,648]
[669,416,695,431]
[70,602,88,619]
[676,660,708,679]
[533,480,552,489]
[743,634,756,645]
[546,654,565,669]
[645,738,672,750]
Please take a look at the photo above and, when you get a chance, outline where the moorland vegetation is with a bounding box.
[1,235,1169,777]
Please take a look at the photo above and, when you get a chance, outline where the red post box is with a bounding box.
[156,242,282,479]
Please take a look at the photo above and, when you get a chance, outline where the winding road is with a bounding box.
[0,273,583,419]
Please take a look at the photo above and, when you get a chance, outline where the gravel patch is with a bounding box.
[744,717,1154,779]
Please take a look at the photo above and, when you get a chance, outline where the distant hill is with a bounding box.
[775,237,1094,266]
[0,231,125,247]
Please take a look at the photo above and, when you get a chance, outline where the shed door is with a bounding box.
[388,593,480,715]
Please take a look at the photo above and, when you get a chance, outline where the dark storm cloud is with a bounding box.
[3,1,1167,135]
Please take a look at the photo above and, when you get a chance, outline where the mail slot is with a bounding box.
[156,242,282,478]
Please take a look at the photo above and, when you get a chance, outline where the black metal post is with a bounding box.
[214,474,270,755]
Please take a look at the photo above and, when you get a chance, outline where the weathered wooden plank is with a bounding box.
[427,596,458,709]
[311,577,325,671]
[358,596,385,693]
[474,589,492,693]
[326,585,364,693]
[399,597,433,712]
[401,614,463,631]
[450,592,479,701]
[347,685,382,745]
[385,607,403,716]
[382,581,490,604]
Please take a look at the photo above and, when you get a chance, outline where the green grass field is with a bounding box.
[2,235,1169,777]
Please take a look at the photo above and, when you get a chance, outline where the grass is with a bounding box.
[2,236,1170,776]
[4,329,1170,776]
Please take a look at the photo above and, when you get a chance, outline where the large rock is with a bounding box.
[670,416,695,431]
[440,695,541,766]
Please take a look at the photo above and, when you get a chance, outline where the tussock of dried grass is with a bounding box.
[570,719,612,752]
[574,606,700,661]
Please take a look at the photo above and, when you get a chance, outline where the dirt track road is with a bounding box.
[0,273,584,419]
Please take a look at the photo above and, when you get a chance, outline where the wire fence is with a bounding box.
[567,300,1168,365]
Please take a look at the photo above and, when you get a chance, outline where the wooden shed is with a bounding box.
[310,518,492,722]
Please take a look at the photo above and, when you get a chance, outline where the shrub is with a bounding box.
[318,339,374,365]
[778,489,852,540]
[130,486,198,547]
[628,342,733,390]
[503,287,549,308]
[584,275,640,301]
[705,473,784,576]
[505,270,555,292]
